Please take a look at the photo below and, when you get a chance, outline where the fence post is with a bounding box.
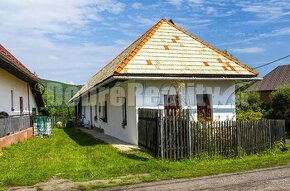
[186,110,192,157]
[159,110,164,159]
[269,119,272,149]
[282,120,286,143]
[236,121,240,156]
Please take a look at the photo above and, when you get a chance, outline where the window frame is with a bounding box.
[99,101,108,123]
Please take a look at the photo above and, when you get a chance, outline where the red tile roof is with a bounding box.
[0,44,39,83]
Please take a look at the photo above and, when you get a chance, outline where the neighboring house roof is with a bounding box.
[0,44,39,83]
[0,44,44,107]
[248,64,290,92]
[72,18,258,100]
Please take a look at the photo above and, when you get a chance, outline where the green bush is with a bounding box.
[236,109,263,120]
[236,91,263,120]
[268,85,290,119]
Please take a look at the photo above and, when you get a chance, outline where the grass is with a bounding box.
[0,128,290,190]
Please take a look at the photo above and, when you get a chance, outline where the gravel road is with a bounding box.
[102,165,290,191]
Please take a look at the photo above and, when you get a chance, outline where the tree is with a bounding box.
[268,85,290,119]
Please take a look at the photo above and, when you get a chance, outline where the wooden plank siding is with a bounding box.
[0,115,31,138]
[138,109,286,159]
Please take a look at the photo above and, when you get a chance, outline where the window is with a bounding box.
[99,101,107,123]
[196,94,212,121]
[121,97,127,127]
[11,90,14,111]
[19,97,23,115]
[164,95,180,110]
[32,108,37,115]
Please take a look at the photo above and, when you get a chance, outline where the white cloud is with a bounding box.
[261,27,290,37]
[0,0,126,84]
[231,47,265,54]
[238,0,290,22]
[167,0,184,6]
[0,0,125,35]
[129,15,156,26]
[218,26,290,47]
[188,0,203,4]
[204,7,217,14]
[132,2,143,9]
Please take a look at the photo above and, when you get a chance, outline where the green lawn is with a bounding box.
[0,128,290,190]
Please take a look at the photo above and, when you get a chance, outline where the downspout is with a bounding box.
[27,83,31,115]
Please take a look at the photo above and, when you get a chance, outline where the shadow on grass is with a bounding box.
[64,128,106,146]
[118,152,150,161]
[286,132,290,139]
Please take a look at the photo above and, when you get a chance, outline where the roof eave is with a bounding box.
[0,54,39,84]
[113,74,261,81]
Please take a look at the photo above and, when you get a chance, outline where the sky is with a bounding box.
[0,0,289,85]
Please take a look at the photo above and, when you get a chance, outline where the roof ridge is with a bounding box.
[113,18,165,75]
[162,19,258,76]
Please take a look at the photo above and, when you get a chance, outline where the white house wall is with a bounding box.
[79,79,236,145]
[0,68,38,116]
[80,81,138,145]
[135,80,236,121]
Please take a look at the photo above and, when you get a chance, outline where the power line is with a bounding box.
[254,54,290,69]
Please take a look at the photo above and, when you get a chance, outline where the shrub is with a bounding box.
[236,109,263,120]
[236,91,263,120]
[269,85,290,119]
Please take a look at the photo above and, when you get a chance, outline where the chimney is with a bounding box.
[169,19,175,25]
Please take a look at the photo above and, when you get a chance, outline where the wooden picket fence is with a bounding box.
[138,109,286,159]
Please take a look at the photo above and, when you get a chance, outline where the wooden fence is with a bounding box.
[0,115,31,138]
[138,109,159,157]
[138,109,286,159]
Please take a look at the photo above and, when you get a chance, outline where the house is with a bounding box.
[247,64,290,104]
[0,44,44,116]
[71,19,258,145]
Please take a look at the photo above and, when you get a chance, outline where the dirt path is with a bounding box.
[8,174,148,191]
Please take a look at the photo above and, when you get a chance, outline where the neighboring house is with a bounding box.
[0,44,44,116]
[71,19,258,145]
[247,64,290,104]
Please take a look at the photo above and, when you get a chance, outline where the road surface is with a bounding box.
[102,165,290,191]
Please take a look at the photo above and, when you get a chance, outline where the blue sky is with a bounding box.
[0,0,289,84]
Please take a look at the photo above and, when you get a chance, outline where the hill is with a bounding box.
[41,79,82,106]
